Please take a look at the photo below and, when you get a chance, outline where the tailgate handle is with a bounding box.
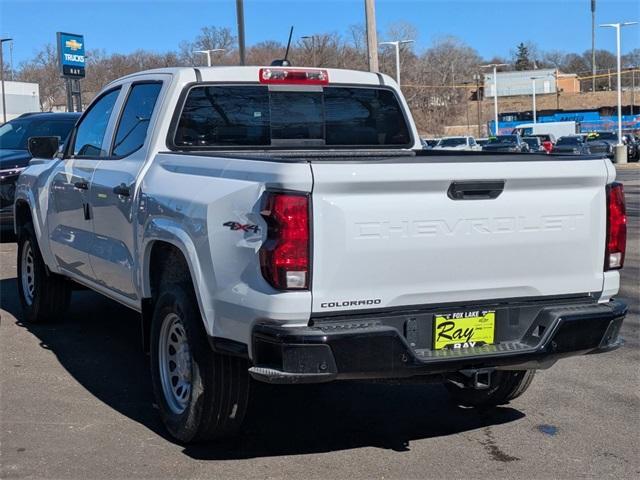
[448,181,504,200]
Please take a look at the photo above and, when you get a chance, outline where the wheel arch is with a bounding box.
[14,199,32,236]
[140,219,215,350]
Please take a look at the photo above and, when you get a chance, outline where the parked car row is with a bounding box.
[422,130,639,161]
[550,132,640,161]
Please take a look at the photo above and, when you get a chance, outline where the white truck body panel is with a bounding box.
[310,159,608,313]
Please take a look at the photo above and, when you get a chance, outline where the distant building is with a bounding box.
[0,81,41,121]
[484,69,580,98]
[556,73,580,94]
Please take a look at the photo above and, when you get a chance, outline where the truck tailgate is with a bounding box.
[310,158,608,313]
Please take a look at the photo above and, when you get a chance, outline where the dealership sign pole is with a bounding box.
[56,32,85,112]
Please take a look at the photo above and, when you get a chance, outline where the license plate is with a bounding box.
[433,310,495,350]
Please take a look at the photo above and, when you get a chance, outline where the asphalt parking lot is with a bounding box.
[1,167,638,480]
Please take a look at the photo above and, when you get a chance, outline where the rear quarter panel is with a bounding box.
[139,153,313,346]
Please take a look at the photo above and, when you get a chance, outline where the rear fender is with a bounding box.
[140,218,214,336]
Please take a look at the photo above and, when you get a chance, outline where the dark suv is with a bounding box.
[0,112,80,229]
[481,134,530,153]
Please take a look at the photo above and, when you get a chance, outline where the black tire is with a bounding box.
[445,370,536,408]
[150,281,250,444]
[17,223,71,323]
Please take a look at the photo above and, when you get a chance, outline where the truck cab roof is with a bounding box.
[107,66,397,89]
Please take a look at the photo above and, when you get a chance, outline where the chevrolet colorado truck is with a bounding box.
[14,66,627,443]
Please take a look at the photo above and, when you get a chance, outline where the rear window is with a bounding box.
[438,137,466,147]
[173,85,411,148]
[595,132,617,140]
[0,118,77,150]
[557,137,581,145]
[488,135,517,143]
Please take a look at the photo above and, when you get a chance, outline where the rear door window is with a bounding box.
[173,85,411,149]
[112,82,162,157]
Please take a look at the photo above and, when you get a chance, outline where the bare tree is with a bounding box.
[13,24,628,134]
[179,26,237,66]
[16,44,64,110]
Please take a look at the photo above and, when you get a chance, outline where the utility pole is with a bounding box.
[379,40,413,85]
[465,93,470,135]
[364,0,379,72]
[601,21,638,164]
[480,63,507,135]
[236,0,246,65]
[0,38,12,124]
[474,73,482,137]
[591,0,596,92]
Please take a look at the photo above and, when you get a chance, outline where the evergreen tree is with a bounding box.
[515,42,533,70]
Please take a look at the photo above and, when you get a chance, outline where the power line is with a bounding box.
[401,68,640,90]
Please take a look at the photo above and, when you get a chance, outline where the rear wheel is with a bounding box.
[17,223,71,323]
[150,281,250,443]
[445,370,536,408]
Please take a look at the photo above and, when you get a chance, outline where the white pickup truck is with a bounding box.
[15,66,627,444]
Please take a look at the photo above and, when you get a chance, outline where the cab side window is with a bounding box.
[72,89,120,158]
[112,83,162,157]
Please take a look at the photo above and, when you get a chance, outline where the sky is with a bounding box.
[0,0,638,68]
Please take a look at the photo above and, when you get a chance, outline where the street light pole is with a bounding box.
[194,49,225,67]
[530,76,545,124]
[591,0,597,92]
[532,78,537,124]
[481,63,507,135]
[0,38,12,124]
[600,21,638,161]
[632,67,636,116]
[379,40,413,86]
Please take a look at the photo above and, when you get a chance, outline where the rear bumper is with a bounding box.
[249,298,627,384]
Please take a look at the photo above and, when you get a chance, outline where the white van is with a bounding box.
[512,121,579,139]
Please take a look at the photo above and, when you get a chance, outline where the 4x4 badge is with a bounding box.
[223,221,260,233]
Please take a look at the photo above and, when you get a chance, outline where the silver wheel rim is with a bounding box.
[158,313,192,414]
[21,240,35,306]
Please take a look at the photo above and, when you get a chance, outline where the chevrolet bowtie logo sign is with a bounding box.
[65,39,83,51]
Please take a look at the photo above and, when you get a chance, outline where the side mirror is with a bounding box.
[28,136,60,159]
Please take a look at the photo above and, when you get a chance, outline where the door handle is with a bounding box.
[447,181,505,200]
[74,180,89,190]
[113,183,131,197]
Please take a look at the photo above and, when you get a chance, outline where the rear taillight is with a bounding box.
[605,182,626,270]
[259,68,329,85]
[260,192,310,290]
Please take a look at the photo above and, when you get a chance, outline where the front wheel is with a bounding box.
[445,370,536,408]
[17,223,71,323]
[150,281,250,443]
